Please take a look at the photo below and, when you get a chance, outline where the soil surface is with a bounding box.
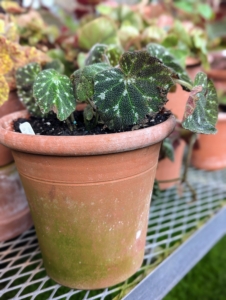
[13,110,171,136]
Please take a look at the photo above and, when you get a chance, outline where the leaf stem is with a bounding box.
[66,118,73,132]
[70,113,77,130]
[175,79,193,91]
[181,133,197,183]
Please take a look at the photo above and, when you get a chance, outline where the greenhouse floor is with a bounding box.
[1,167,226,300]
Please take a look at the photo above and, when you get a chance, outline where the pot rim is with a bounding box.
[0,110,176,156]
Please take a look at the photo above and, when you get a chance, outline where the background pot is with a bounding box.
[0,162,33,241]
[205,51,226,93]
[166,59,202,121]
[191,113,226,170]
[0,91,24,167]
[0,110,175,289]
[156,140,185,190]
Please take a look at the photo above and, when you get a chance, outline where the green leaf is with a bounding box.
[77,17,119,51]
[16,62,43,116]
[33,69,75,121]
[160,138,174,162]
[43,59,65,74]
[174,1,193,13]
[93,51,175,130]
[172,20,192,49]
[182,72,218,134]
[85,44,108,66]
[161,34,179,48]
[71,63,110,102]
[85,43,123,67]
[147,43,192,88]
[197,3,214,20]
[152,179,161,200]
[117,24,140,48]
[106,44,123,67]
[84,105,94,121]
[142,26,166,44]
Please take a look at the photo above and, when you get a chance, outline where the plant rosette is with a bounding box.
[0,44,218,289]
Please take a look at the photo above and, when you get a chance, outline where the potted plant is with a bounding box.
[0,43,218,288]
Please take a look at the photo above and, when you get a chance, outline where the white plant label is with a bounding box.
[19,122,35,135]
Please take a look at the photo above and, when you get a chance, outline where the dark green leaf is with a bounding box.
[33,69,75,121]
[43,59,65,74]
[85,44,123,67]
[85,44,108,66]
[16,62,43,116]
[71,63,110,102]
[84,105,94,121]
[182,72,218,134]
[93,50,175,130]
[152,179,161,200]
[147,43,192,88]
[160,138,175,162]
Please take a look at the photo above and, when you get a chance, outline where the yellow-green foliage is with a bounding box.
[0,14,50,105]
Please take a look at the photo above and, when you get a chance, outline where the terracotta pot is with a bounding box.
[205,51,226,93]
[0,110,175,289]
[191,113,226,170]
[76,102,87,111]
[156,140,185,190]
[166,60,202,121]
[166,84,189,122]
[0,162,33,241]
[186,57,202,80]
[0,91,25,167]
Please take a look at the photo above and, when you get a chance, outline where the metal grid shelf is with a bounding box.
[1,168,226,300]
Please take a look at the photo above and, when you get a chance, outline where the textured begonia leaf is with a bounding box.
[16,63,42,116]
[77,17,119,50]
[85,44,123,67]
[147,43,192,89]
[182,72,218,134]
[33,69,75,121]
[0,75,9,105]
[93,51,175,130]
[0,37,13,75]
[160,138,174,162]
[71,63,110,102]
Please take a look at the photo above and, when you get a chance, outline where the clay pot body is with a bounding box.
[0,91,24,167]
[0,110,175,289]
[156,141,185,190]
[186,57,202,80]
[205,51,226,93]
[0,162,33,241]
[166,61,202,121]
[191,113,226,170]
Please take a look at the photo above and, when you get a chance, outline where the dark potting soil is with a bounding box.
[13,110,171,136]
